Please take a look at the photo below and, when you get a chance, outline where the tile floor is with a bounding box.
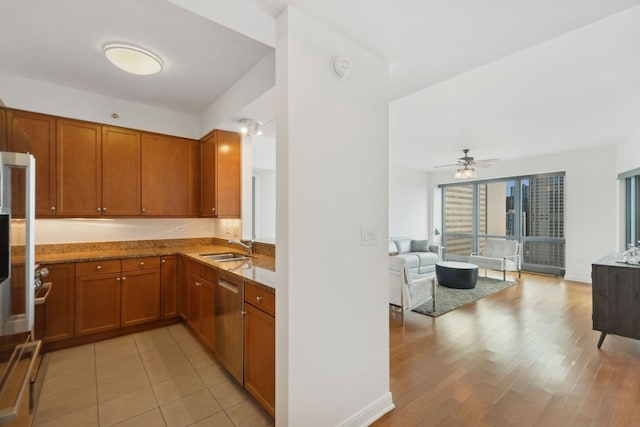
[32,323,274,427]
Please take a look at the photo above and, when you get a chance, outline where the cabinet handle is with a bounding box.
[96,265,102,270]
[122,276,126,281]
[142,208,146,213]
[196,281,201,287]
[241,310,246,316]
[161,260,166,264]
[116,277,121,281]
[103,207,107,212]
[256,296,263,302]
[211,208,216,211]
[97,207,102,212]
[50,206,56,212]
[139,261,145,266]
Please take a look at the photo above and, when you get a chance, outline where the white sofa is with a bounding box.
[468,238,522,281]
[388,237,444,275]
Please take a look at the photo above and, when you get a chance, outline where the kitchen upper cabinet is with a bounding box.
[35,263,75,342]
[0,108,6,150]
[121,257,161,327]
[75,259,122,335]
[160,255,178,318]
[6,110,57,217]
[244,280,275,417]
[56,119,102,216]
[200,130,241,218]
[142,133,196,216]
[102,126,141,216]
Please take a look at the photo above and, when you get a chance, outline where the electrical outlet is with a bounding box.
[361,226,379,246]
[176,226,185,232]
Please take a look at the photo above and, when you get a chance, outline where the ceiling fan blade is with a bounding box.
[433,163,461,168]
[474,159,499,164]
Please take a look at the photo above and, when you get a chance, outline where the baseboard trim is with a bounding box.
[564,274,591,284]
[338,392,395,427]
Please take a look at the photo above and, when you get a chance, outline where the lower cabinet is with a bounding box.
[185,258,216,350]
[35,263,75,342]
[243,280,275,418]
[75,257,162,336]
[121,257,161,327]
[75,259,122,336]
[160,255,178,318]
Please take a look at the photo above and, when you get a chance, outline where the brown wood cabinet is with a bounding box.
[243,280,275,417]
[200,130,241,218]
[35,263,75,343]
[102,126,141,216]
[121,257,161,327]
[592,254,640,348]
[56,119,103,216]
[0,108,6,151]
[75,259,122,335]
[184,259,216,350]
[160,255,178,318]
[141,133,196,216]
[6,110,57,217]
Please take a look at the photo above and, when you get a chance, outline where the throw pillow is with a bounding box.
[393,238,412,253]
[388,240,398,254]
[411,239,430,252]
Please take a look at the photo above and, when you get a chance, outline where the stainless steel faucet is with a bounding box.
[228,239,253,256]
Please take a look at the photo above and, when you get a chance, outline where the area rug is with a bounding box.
[413,277,517,317]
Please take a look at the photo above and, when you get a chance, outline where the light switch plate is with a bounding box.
[361,226,379,246]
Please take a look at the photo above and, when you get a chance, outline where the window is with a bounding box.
[625,174,640,248]
[440,172,565,276]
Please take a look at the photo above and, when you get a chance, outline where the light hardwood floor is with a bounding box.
[374,272,640,426]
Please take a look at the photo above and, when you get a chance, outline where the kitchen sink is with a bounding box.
[201,253,250,262]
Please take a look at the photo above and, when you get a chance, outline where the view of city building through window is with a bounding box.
[441,173,565,276]
[625,174,640,248]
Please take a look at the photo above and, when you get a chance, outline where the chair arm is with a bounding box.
[430,244,446,261]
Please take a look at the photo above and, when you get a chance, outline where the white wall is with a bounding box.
[428,145,618,283]
[253,169,276,242]
[276,7,392,426]
[0,71,200,138]
[388,166,429,238]
[616,134,640,174]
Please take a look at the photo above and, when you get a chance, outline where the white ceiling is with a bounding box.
[2,0,640,171]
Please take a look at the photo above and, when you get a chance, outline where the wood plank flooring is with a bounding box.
[374,272,640,426]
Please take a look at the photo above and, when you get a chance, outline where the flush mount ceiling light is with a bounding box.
[103,43,163,76]
[239,119,262,137]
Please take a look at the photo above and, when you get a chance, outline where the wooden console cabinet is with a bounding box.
[592,253,640,348]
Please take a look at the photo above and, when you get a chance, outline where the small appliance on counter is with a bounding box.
[0,152,48,426]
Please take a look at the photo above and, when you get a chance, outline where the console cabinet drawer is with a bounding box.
[244,280,275,316]
[76,259,121,276]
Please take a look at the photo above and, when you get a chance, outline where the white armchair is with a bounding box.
[389,256,435,325]
[469,238,522,281]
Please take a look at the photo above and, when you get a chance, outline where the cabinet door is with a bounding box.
[187,271,202,331]
[161,256,178,318]
[121,269,160,326]
[244,303,275,417]
[75,272,121,335]
[0,108,6,151]
[56,119,102,216]
[102,126,141,216]
[7,110,57,217]
[35,263,75,342]
[200,130,241,218]
[141,133,195,216]
[200,277,215,350]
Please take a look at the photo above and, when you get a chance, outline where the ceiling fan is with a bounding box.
[434,149,498,179]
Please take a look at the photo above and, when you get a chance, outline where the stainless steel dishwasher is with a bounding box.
[215,270,244,384]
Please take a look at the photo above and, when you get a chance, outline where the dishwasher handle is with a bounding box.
[217,278,239,293]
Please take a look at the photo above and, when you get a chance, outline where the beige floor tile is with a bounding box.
[195,363,231,387]
[95,335,139,366]
[176,337,206,355]
[44,344,95,379]
[112,408,167,427]
[225,400,274,427]
[184,347,217,369]
[98,369,151,402]
[140,346,195,383]
[34,384,97,425]
[96,352,144,383]
[189,411,235,427]
[134,328,177,353]
[34,405,99,427]
[159,389,222,427]
[40,366,96,399]
[167,323,193,343]
[209,379,248,409]
[151,371,207,405]
[98,386,159,426]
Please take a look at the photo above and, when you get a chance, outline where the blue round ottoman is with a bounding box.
[436,261,479,289]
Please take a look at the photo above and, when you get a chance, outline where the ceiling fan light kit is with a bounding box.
[434,148,497,179]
